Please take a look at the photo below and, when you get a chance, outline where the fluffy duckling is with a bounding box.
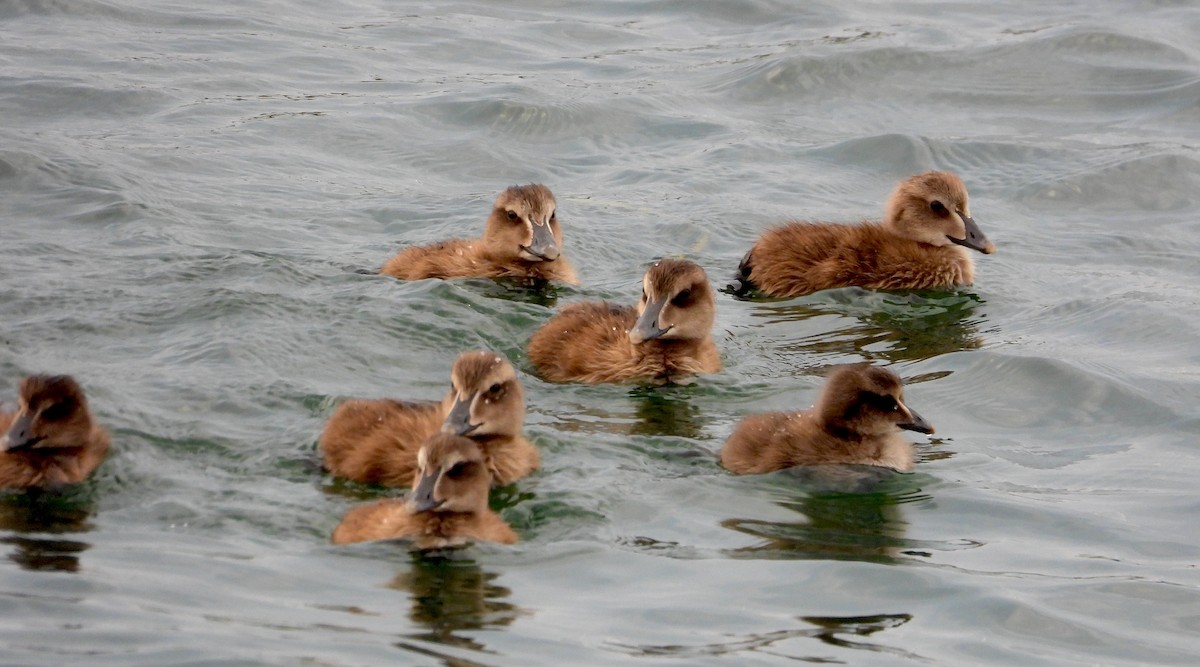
[332,434,518,548]
[319,351,539,487]
[528,258,721,384]
[720,364,932,474]
[0,375,110,489]
[737,171,996,297]
[380,183,578,284]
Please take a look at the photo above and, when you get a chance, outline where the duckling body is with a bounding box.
[528,259,721,384]
[319,351,539,487]
[720,364,933,474]
[381,184,578,284]
[0,375,110,489]
[738,171,995,297]
[332,434,518,548]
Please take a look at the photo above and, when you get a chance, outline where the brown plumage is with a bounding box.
[720,364,933,474]
[527,258,721,385]
[380,183,578,284]
[319,351,539,487]
[738,171,996,297]
[332,434,518,548]
[0,375,110,489]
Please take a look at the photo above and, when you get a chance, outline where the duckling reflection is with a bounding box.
[722,487,911,564]
[736,171,995,297]
[0,375,110,489]
[0,489,94,572]
[320,351,539,488]
[381,183,578,285]
[388,554,525,653]
[611,612,919,662]
[751,290,985,364]
[528,258,721,385]
[629,387,705,439]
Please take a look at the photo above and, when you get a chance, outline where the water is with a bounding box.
[2,0,1199,664]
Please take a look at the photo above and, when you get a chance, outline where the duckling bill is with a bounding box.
[737,171,995,297]
[332,434,518,548]
[720,364,932,474]
[0,375,110,489]
[319,351,539,488]
[527,258,721,384]
[380,183,578,284]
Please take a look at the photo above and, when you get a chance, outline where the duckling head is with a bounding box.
[884,171,995,254]
[628,259,716,345]
[406,434,491,514]
[814,364,934,439]
[0,375,93,452]
[440,351,524,440]
[482,183,565,264]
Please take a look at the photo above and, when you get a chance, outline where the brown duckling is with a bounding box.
[737,171,996,297]
[720,364,933,474]
[528,258,721,385]
[332,434,518,548]
[0,375,110,489]
[380,183,578,284]
[319,351,539,487]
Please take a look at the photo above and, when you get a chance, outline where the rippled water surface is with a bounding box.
[3,1,1200,664]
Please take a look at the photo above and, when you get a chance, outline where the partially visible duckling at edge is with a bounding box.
[0,375,110,489]
[720,364,933,474]
[380,183,578,284]
[528,258,721,385]
[332,433,518,548]
[319,351,539,487]
[737,171,996,297]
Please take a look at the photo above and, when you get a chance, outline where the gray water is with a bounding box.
[2,0,1200,664]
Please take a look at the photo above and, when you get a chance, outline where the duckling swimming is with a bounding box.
[720,364,932,474]
[380,183,578,284]
[320,351,539,487]
[737,171,995,297]
[0,375,110,489]
[528,258,721,384]
[332,434,518,548]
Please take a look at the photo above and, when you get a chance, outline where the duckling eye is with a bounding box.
[506,210,520,222]
[549,210,557,222]
[929,200,947,215]
[487,382,505,398]
[446,462,468,479]
[670,288,693,308]
[40,402,72,422]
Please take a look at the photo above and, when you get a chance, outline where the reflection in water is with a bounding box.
[0,489,95,572]
[719,469,976,564]
[610,613,922,662]
[724,486,912,564]
[470,277,565,308]
[754,289,986,364]
[389,553,525,661]
[628,387,705,439]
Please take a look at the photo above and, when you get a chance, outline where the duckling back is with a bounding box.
[0,375,110,489]
[528,259,721,384]
[332,434,518,548]
[739,171,995,297]
[380,184,578,284]
[721,364,932,474]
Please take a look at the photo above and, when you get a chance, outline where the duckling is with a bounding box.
[0,375,110,489]
[737,171,996,297]
[720,364,933,474]
[380,183,579,284]
[528,258,721,384]
[320,351,539,487]
[332,434,518,548]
